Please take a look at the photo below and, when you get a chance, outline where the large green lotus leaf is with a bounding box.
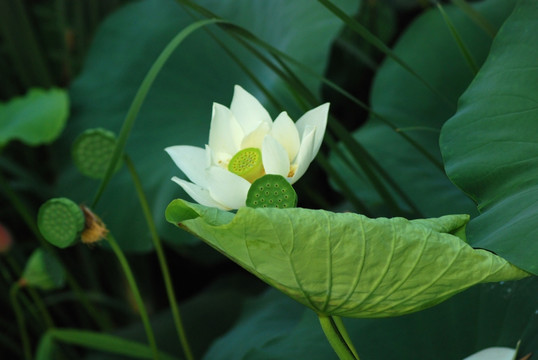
[55,0,357,252]
[205,277,538,360]
[440,0,538,275]
[329,0,515,217]
[166,200,528,318]
[0,88,68,147]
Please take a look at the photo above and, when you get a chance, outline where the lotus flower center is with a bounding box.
[228,147,265,183]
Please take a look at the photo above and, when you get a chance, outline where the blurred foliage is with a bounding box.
[0,0,536,359]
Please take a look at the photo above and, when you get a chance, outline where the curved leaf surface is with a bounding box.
[329,0,515,217]
[0,88,68,147]
[166,200,528,318]
[55,0,358,251]
[440,0,538,275]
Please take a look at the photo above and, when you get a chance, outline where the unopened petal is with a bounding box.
[165,145,209,188]
[270,111,300,162]
[207,166,250,209]
[295,103,329,159]
[262,136,290,178]
[171,176,229,210]
[209,103,243,156]
[230,85,272,135]
[241,121,271,150]
[289,128,316,184]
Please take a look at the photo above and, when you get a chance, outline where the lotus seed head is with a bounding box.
[228,148,266,183]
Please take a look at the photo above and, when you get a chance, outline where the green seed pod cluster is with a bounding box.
[246,174,297,209]
[72,128,121,179]
[37,198,85,248]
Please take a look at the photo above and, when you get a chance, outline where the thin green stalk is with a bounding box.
[6,254,55,328]
[328,120,406,215]
[316,152,371,216]
[450,0,496,37]
[318,314,358,360]
[0,172,112,330]
[124,155,194,360]
[317,0,453,108]
[435,1,478,75]
[92,18,223,208]
[1,258,42,327]
[10,283,32,360]
[105,233,159,360]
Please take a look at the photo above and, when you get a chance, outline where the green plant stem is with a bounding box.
[124,155,194,360]
[435,1,478,75]
[332,316,359,359]
[318,314,358,360]
[450,0,496,37]
[317,0,453,108]
[1,258,42,327]
[92,18,223,208]
[5,254,55,328]
[0,172,112,330]
[105,233,159,360]
[10,283,32,360]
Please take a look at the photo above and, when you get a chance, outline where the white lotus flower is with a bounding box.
[166,85,329,210]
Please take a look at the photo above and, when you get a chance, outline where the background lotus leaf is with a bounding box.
[0,88,68,147]
[440,0,538,275]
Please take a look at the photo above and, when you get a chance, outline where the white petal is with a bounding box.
[165,145,209,187]
[207,166,251,209]
[171,176,229,210]
[295,103,329,159]
[270,112,300,162]
[204,145,212,167]
[462,347,516,360]
[230,85,272,135]
[209,103,243,156]
[241,121,271,149]
[289,128,316,184]
[262,136,290,178]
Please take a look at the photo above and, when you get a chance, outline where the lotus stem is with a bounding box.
[105,233,159,359]
[318,314,359,360]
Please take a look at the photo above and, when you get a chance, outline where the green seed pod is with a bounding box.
[38,198,85,248]
[246,174,297,209]
[72,128,121,179]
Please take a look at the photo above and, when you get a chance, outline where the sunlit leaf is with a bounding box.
[0,88,68,147]
[440,0,538,275]
[166,200,528,318]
